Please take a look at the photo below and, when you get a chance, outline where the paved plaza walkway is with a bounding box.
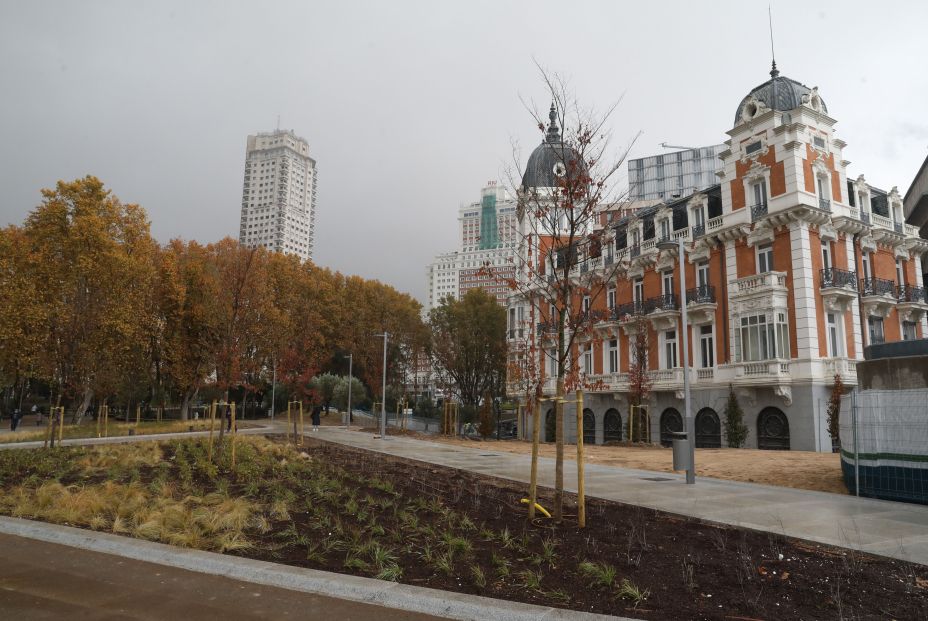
[314,427,928,566]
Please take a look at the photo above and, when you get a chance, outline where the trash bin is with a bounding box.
[671,431,690,471]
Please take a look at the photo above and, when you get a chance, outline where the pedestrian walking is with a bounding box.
[311,404,322,432]
[11,408,22,432]
[225,404,232,432]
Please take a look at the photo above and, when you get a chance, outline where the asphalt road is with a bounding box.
[0,533,443,620]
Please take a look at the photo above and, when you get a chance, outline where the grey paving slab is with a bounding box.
[315,428,928,566]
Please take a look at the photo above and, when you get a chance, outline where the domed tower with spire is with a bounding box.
[520,103,585,192]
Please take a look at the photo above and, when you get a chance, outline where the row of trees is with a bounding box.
[0,176,426,421]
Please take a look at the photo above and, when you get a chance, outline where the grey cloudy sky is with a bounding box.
[2,0,927,304]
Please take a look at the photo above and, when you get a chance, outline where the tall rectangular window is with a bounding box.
[692,205,705,228]
[739,312,789,361]
[582,296,591,313]
[663,330,677,368]
[868,316,884,345]
[699,325,715,368]
[896,259,905,286]
[826,312,843,357]
[583,344,593,375]
[756,244,773,273]
[607,288,616,310]
[660,218,670,239]
[821,241,831,271]
[608,339,619,373]
[662,271,674,296]
[752,179,767,207]
[902,321,917,341]
[861,252,871,280]
[633,278,644,304]
[696,262,710,288]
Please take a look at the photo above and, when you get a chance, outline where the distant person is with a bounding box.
[311,404,322,432]
[11,408,22,431]
[225,404,233,432]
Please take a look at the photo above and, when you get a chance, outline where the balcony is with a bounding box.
[731,272,786,298]
[649,368,685,393]
[822,358,858,386]
[859,211,870,225]
[721,360,792,403]
[820,268,858,313]
[860,277,897,318]
[818,198,831,212]
[750,202,768,222]
[685,284,717,324]
[691,223,706,239]
[896,284,928,323]
[646,293,679,331]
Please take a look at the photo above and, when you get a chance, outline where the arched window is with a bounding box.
[757,407,790,450]
[603,408,623,443]
[583,409,596,445]
[695,408,721,448]
[660,408,683,447]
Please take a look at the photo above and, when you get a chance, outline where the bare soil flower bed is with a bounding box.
[0,436,926,620]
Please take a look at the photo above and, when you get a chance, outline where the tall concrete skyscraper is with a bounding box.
[238,129,317,261]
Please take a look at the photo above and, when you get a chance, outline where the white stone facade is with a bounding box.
[239,129,317,261]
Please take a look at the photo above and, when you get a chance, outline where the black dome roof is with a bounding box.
[521,105,584,189]
[734,64,825,125]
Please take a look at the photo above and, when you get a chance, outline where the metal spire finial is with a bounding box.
[546,102,560,142]
[768,5,779,78]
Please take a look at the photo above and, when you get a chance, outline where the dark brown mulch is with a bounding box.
[246,438,928,621]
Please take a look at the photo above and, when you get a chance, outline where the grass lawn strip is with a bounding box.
[0,436,925,620]
[0,419,257,444]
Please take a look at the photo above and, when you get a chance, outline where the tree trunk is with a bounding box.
[180,387,197,421]
[71,386,93,425]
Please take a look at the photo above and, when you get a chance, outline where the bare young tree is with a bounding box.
[502,69,640,522]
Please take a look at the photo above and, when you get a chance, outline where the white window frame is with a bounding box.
[752,179,768,209]
[861,252,871,280]
[582,343,593,376]
[661,271,674,296]
[699,324,715,368]
[633,278,644,304]
[902,320,917,341]
[826,312,844,358]
[868,316,884,345]
[607,339,619,374]
[662,330,678,369]
[896,259,905,286]
[696,262,710,288]
[756,244,773,274]
[607,287,616,310]
[821,240,831,271]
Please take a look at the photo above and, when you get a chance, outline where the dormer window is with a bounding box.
[746,141,762,156]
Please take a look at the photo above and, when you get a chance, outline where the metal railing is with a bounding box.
[860,277,897,297]
[897,284,927,304]
[691,223,705,238]
[820,267,858,290]
[615,300,648,317]
[894,222,903,234]
[818,198,831,212]
[859,211,870,225]
[750,202,768,221]
[649,293,678,312]
[685,284,716,304]
[630,243,640,258]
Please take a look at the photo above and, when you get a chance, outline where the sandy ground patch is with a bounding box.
[410,434,847,495]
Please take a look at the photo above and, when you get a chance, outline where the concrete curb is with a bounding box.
[0,516,636,621]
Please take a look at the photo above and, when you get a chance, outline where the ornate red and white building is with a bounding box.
[508,65,928,451]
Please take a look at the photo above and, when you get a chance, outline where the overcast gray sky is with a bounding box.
[2,0,927,304]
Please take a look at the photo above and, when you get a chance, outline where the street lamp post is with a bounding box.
[374,332,390,438]
[344,353,353,429]
[657,237,695,484]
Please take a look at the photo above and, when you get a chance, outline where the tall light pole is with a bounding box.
[270,357,277,420]
[657,237,695,484]
[343,353,353,429]
[374,332,390,439]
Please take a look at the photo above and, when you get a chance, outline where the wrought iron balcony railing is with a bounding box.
[820,267,858,290]
[615,300,647,317]
[859,211,870,225]
[691,223,706,239]
[894,222,903,234]
[897,284,927,304]
[630,243,641,258]
[649,293,678,312]
[818,198,831,212]
[750,202,768,221]
[685,284,716,304]
[860,276,897,297]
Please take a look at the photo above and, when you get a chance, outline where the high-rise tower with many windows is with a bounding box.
[239,129,317,261]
